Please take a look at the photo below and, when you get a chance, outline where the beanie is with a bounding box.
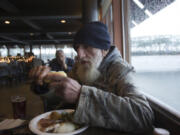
[73,21,111,50]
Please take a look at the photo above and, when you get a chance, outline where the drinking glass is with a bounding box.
[11,95,26,119]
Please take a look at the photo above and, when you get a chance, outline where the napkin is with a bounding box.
[0,119,26,130]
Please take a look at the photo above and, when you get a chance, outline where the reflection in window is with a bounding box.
[129,0,180,112]
[102,3,114,43]
[32,44,76,63]
[0,45,7,57]
[0,44,76,64]
[40,45,56,63]
[9,45,24,56]
[25,45,30,53]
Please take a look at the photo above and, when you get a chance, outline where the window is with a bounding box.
[9,45,24,56]
[33,45,76,63]
[101,1,114,43]
[0,45,7,57]
[128,0,180,113]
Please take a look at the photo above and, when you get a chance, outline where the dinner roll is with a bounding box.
[44,71,67,83]
[53,71,67,77]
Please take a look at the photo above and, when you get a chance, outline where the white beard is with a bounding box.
[76,63,100,85]
[76,53,103,85]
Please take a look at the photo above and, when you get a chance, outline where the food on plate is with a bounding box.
[54,122,76,133]
[37,111,81,133]
[49,111,62,120]
[38,118,59,132]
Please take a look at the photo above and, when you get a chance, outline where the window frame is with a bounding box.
[121,0,180,133]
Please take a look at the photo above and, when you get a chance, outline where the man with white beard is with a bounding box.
[29,22,154,134]
[75,47,103,85]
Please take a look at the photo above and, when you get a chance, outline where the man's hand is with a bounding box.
[29,66,51,85]
[60,55,67,70]
[60,54,66,63]
[47,74,81,104]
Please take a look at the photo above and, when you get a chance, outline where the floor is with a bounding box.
[0,82,44,120]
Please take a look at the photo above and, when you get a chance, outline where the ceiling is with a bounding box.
[0,0,176,47]
[0,0,83,46]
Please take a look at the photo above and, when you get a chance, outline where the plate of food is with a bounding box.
[29,109,88,135]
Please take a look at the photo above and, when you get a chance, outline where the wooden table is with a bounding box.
[0,125,132,135]
[0,84,152,135]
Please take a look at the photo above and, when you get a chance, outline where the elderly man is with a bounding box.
[29,22,154,133]
[49,49,74,72]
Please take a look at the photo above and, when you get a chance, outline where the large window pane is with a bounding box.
[41,45,56,63]
[9,45,24,56]
[129,0,180,112]
[0,45,7,57]
[40,44,76,63]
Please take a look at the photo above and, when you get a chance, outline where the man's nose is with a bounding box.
[77,46,86,59]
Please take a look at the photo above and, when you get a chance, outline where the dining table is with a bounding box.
[0,122,148,135]
[0,108,132,135]
[0,113,153,135]
[0,84,153,135]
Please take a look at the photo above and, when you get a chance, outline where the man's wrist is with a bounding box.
[61,61,67,70]
[75,85,82,106]
[64,63,67,69]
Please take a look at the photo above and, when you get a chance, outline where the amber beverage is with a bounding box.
[11,96,26,119]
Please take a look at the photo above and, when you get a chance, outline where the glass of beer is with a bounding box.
[11,95,26,119]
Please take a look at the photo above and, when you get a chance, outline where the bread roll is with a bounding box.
[52,71,67,77]
[44,71,67,83]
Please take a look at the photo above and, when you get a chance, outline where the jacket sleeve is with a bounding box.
[73,69,154,133]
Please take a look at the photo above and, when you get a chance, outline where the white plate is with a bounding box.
[29,109,88,135]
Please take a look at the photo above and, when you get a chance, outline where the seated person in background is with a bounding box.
[29,52,44,67]
[49,50,74,72]
[29,21,154,134]
[16,53,22,57]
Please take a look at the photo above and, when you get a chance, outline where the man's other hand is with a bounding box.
[47,74,81,104]
[29,66,51,85]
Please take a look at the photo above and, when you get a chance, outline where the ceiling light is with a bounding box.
[60,19,66,23]
[4,20,10,24]
[30,33,34,36]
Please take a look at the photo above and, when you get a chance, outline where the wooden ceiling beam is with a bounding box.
[0,26,80,34]
[0,36,28,44]
[0,32,76,36]
[0,37,73,42]
[0,0,42,32]
[25,39,73,42]
[46,34,59,44]
[0,0,81,46]
[22,19,42,31]
[0,0,19,13]
[0,15,81,20]
[0,40,73,45]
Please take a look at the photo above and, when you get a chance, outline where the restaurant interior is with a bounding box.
[0,0,83,134]
[0,0,83,86]
[0,0,179,135]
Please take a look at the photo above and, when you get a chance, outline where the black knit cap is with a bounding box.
[73,21,111,50]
